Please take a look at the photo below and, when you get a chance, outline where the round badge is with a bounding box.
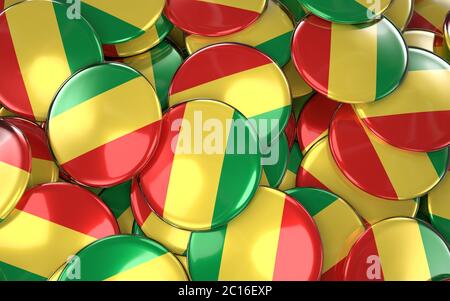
[164,0,267,37]
[185,0,294,67]
[343,218,450,281]
[260,133,289,188]
[103,15,174,58]
[299,0,391,24]
[354,48,450,152]
[292,15,407,104]
[48,63,162,188]
[384,0,414,31]
[297,93,340,155]
[0,119,31,221]
[188,186,322,281]
[427,163,450,243]
[278,0,308,22]
[169,43,291,143]
[330,105,448,201]
[404,30,450,61]
[131,179,191,255]
[287,188,365,280]
[278,142,303,191]
[407,0,450,34]
[139,99,261,231]
[0,183,119,280]
[0,1,103,121]
[99,181,134,234]
[297,137,419,225]
[6,117,58,188]
[118,41,184,111]
[58,235,188,281]
[285,113,296,149]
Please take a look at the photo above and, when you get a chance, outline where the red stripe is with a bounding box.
[61,121,161,187]
[408,11,442,33]
[0,1,5,10]
[329,105,398,199]
[434,34,444,47]
[273,195,322,280]
[321,256,347,281]
[284,113,296,149]
[139,103,187,217]
[0,120,31,171]
[169,44,271,94]
[130,178,152,226]
[292,16,331,96]
[103,44,119,58]
[296,167,330,191]
[0,15,34,119]
[15,183,120,238]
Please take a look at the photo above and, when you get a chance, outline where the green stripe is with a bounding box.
[261,133,289,187]
[132,222,146,237]
[375,19,408,99]
[188,226,227,281]
[286,187,338,217]
[50,64,140,118]
[431,214,450,244]
[427,148,449,177]
[302,0,370,23]
[52,2,103,74]
[99,181,132,218]
[155,15,174,39]
[212,112,261,227]
[0,261,46,281]
[278,0,307,22]
[417,221,450,279]
[255,31,293,67]
[416,195,431,223]
[287,142,303,173]
[408,48,450,71]
[252,105,292,143]
[59,236,166,281]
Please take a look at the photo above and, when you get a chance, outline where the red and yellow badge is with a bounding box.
[384,0,414,31]
[408,0,450,34]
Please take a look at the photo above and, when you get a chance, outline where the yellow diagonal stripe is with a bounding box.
[50,77,160,164]
[105,253,188,281]
[115,25,160,57]
[123,52,156,88]
[197,0,265,13]
[163,101,234,230]
[384,0,413,30]
[415,0,450,31]
[373,219,431,280]
[302,130,328,155]
[328,22,378,103]
[429,175,450,220]
[283,61,313,98]
[0,161,29,220]
[355,0,390,13]
[260,170,270,186]
[3,0,22,8]
[0,209,96,278]
[117,207,133,234]
[218,188,285,280]
[28,158,59,188]
[278,170,297,191]
[6,1,71,120]
[355,70,450,117]
[169,64,291,118]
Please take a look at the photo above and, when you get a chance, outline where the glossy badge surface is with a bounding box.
[188,187,323,281]
[48,63,162,188]
[278,142,303,191]
[384,0,414,31]
[404,30,450,62]
[407,0,450,34]
[99,181,134,234]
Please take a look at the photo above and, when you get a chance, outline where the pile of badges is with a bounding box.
[0,0,449,282]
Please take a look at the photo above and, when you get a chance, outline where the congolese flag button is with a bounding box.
[407,0,450,34]
[292,15,408,104]
[0,119,30,221]
[169,43,291,143]
[343,218,450,281]
[188,187,323,281]
[58,236,189,281]
[164,0,267,37]
[297,138,419,225]
[48,63,162,188]
[384,0,414,31]
[330,105,448,201]
[299,0,391,24]
[287,188,365,280]
[278,142,303,191]
[130,179,191,256]
[0,183,119,280]
[103,16,174,58]
[6,118,59,188]
[99,181,134,234]
[260,133,289,188]
[0,0,103,122]
[354,48,450,152]
[404,30,450,62]
[139,100,261,231]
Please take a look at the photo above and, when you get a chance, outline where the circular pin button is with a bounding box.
[292,15,407,104]
[299,0,391,24]
[0,1,103,122]
[131,179,191,255]
[48,63,162,188]
[427,163,450,243]
[260,133,289,188]
[99,181,134,234]
[407,0,450,34]
[297,137,419,225]
[188,186,322,281]
[278,142,303,191]
[185,0,294,67]
[6,117,59,188]
[58,235,188,281]
[330,105,448,201]
[164,0,267,37]
[169,43,291,143]
[287,188,365,280]
[103,15,174,58]
[354,48,450,152]
[404,30,450,62]
[118,41,184,111]
[278,0,308,22]
[343,218,450,281]
[0,119,31,221]
[0,183,119,280]
[384,0,414,31]
[296,93,340,155]
[139,99,261,231]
